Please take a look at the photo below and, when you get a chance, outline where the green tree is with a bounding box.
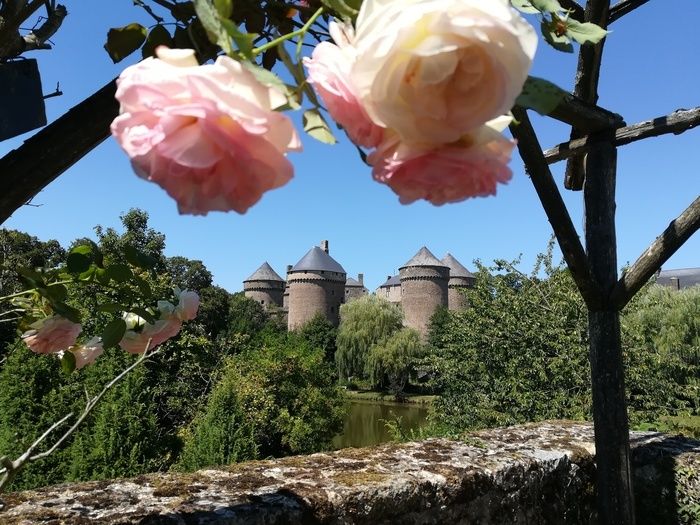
[297,313,338,362]
[335,295,403,381]
[365,327,425,398]
[177,333,346,471]
[166,256,213,292]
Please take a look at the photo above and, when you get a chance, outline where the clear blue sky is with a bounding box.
[2,1,699,292]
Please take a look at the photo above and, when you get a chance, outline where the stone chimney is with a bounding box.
[358,273,364,286]
[320,240,329,254]
[286,264,292,274]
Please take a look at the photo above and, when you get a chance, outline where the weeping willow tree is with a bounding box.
[335,295,403,381]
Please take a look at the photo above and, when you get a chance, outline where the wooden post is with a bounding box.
[584,138,635,524]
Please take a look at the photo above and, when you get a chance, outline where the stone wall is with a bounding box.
[399,265,449,337]
[243,280,285,308]
[287,271,345,329]
[3,421,698,524]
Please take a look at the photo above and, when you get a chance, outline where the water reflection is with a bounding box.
[332,400,429,449]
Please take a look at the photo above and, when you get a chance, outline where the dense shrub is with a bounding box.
[177,333,346,471]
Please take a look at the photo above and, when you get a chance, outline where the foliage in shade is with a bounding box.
[297,313,338,363]
[177,333,346,471]
[427,247,700,434]
[365,327,425,397]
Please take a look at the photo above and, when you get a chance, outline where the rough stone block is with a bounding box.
[2,421,698,524]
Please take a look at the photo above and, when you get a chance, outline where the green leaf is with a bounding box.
[124,245,157,270]
[61,351,76,375]
[106,263,134,283]
[102,319,127,349]
[52,302,81,324]
[540,19,574,53]
[104,23,148,63]
[303,109,336,144]
[17,267,46,288]
[565,19,609,45]
[70,244,92,256]
[66,253,91,274]
[320,0,359,19]
[193,0,232,55]
[45,284,68,303]
[530,0,563,12]
[219,18,255,58]
[97,302,124,314]
[130,307,156,325]
[142,24,173,59]
[516,76,569,116]
[213,0,232,18]
[172,25,192,48]
[133,276,153,298]
[510,0,540,14]
[96,268,111,285]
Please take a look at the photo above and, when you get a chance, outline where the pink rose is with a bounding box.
[174,290,199,321]
[369,120,514,205]
[351,0,537,144]
[22,315,82,355]
[70,337,104,370]
[119,318,182,355]
[304,23,384,148]
[111,47,302,215]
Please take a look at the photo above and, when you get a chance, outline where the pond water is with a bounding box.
[332,400,430,450]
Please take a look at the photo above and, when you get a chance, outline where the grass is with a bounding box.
[345,390,437,405]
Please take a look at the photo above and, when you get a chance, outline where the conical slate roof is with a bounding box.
[291,246,346,274]
[441,253,474,278]
[244,262,284,282]
[379,275,401,287]
[400,247,447,269]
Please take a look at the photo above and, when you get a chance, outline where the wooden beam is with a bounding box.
[611,196,700,309]
[609,0,651,23]
[544,107,700,163]
[583,136,635,525]
[510,107,602,309]
[0,79,118,225]
[564,0,612,190]
[549,94,624,133]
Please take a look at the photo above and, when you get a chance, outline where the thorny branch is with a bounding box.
[0,342,158,499]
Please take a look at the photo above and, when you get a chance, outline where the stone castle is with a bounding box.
[243,241,475,336]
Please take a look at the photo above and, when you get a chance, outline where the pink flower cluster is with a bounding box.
[21,289,200,368]
[303,0,537,205]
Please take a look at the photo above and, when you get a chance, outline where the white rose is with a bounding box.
[350,0,537,144]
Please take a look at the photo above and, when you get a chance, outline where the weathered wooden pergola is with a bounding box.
[1,0,700,522]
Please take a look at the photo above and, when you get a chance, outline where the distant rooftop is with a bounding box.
[379,275,401,288]
[346,277,366,288]
[441,253,474,278]
[291,246,346,274]
[244,262,284,282]
[400,247,447,269]
[655,268,700,289]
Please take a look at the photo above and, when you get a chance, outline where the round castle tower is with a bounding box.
[399,247,449,337]
[287,240,346,330]
[243,262,285,308]
[441,253,476,311]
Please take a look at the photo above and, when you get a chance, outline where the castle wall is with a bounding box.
[344,286,366,303]
[447,275,475,311]
[287,270,345,329]
[399,266,449,337]
[243,280,284,308]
